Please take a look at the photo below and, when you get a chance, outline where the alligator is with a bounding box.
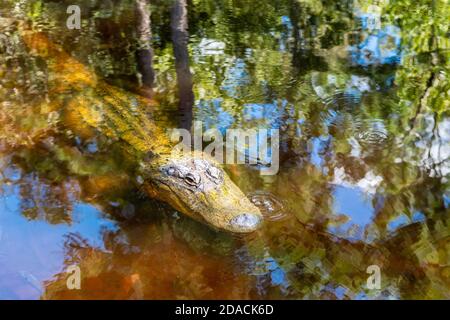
[12,26,262,233]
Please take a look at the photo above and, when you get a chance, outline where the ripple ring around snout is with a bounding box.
[247,191,287,222]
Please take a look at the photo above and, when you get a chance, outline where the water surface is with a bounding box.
[0,0,449,299]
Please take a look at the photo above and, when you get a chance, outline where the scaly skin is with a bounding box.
[17,28,262,233]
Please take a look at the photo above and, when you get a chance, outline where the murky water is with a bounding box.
[0,0,449,299]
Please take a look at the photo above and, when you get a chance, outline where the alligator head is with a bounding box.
[141,151,263,233]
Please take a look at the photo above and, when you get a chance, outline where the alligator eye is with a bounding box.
[206,166,221,180]
[184,173,201,186]
[167,167,177,176]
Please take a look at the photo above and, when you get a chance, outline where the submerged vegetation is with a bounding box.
[0,0,449,299]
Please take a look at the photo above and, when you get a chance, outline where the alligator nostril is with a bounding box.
[229,213,262,232]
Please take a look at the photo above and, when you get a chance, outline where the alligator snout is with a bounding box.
[229,213,262,233]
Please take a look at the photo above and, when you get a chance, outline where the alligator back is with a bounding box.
[20,28,172,158]
[20,30,97,93]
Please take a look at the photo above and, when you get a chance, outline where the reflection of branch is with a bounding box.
[408,71,436,129]
[425,113,447,177]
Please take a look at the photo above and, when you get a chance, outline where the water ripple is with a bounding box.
[247,191,287,222]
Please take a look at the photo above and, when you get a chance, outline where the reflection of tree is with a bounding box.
[171,0,194,130]
[18,175,77,224]
[135,0,156,97]
[289,0,330,76]
[229,162,449,299]
[43,222,255,299]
